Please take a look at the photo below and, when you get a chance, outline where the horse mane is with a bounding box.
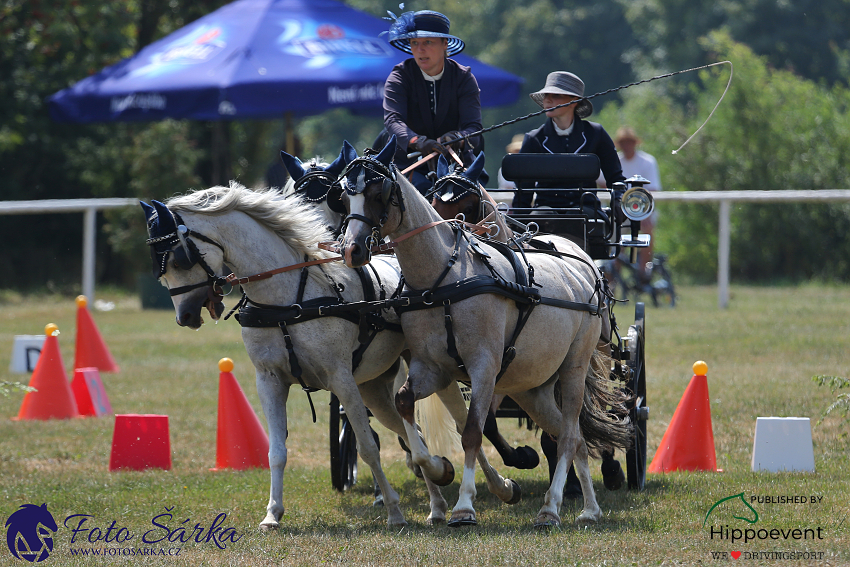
[165,182,341,272]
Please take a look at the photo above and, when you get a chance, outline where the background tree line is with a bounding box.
[2,0,850,291]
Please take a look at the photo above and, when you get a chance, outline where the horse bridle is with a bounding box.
[145,210,229,300]
[336,154,404,248]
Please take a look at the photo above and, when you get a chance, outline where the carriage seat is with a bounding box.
[500,154,615,258]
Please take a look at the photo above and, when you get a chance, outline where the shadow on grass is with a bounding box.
[265,472,675,537]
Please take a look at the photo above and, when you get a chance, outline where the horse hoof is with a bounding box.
[534,512,561,529]
[447,509,477,527]
[576,511,602,525]
[601,458,625,491]
[514,446,540,469]
[373,495,385,508]
[426,515,445,526]
[433,456,455,486]
[258,522,280,532]
[506,479,522,505]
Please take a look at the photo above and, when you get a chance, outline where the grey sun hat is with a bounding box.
[384,10,465,56]
[529,71,593,119]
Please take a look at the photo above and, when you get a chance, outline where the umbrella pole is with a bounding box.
[285,112,295,154]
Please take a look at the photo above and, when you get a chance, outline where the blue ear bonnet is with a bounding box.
[281,142,353,209]
[338,136,397,196]
[433,152,486,203]
[140,200,185,278]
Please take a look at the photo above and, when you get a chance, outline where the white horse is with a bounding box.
[276,144,528,506]
[339,137,632,527]
[141,185,455,528]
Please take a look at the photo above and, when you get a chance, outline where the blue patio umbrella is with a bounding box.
[48,0,523,123]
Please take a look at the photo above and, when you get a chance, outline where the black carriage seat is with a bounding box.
[501,153,617,259]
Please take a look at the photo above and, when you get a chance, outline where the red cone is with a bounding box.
[109,414,172,471]
[211,358,269,470]
[648,361,718,473]
[71,367,113,417]
[15,324,80,420]
[74,295,119,373]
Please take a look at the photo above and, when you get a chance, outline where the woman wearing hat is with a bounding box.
[511,71,624,210]
[383,10,485,193]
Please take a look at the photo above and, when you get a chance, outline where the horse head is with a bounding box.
[337,135,403,268]
[430,152,486,223]
[281,141,355,232]
[140,199,227,329]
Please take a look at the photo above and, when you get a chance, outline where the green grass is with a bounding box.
[0,286,848,566]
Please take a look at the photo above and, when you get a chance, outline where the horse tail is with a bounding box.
[579,349,634,458]
[416,394,463,457]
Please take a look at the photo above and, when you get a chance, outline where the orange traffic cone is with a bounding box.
[74,295,119,373]
[15,324,80,420]
[648,361,718,473]
[211,358,269,471]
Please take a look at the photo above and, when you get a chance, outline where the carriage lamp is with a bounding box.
[620,186,655,222]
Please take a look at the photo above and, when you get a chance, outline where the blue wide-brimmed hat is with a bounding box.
[384,10,465,56]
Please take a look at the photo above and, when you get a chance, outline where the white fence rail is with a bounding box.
[0,198,138,301]
[2,191,850,306]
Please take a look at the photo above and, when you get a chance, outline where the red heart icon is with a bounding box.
[731,551,742,560]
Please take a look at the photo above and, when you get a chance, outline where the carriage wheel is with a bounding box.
[330,393,360,492]
[625,302,648,490]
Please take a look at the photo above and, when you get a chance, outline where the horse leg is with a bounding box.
[484,394,540,470]
[435,385,521,506]
[359,377,448,525]
[395,362,456,486]
[256,370,290,530]
[332,378,406,527]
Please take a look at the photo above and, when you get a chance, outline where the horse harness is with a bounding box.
[394,224,606,383]
[146,206,403,424]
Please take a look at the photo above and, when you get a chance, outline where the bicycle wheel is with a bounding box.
[649,260,676,307]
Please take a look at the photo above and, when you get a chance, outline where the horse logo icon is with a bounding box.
[704,492,759,527]
[5,504,58,562]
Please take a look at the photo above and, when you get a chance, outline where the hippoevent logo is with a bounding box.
[705,492,826,561]
[5,504,57,562]
[5,504,242,561]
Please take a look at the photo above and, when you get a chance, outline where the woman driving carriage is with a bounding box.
[382,10,486,194]
[510,71,625,213]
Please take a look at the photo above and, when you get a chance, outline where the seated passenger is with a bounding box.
[511,71,625,215]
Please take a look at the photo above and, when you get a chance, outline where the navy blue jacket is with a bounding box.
[511,117,624,209]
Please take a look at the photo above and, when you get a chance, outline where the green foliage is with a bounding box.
[595,31,850,282]
[812,375,850,429]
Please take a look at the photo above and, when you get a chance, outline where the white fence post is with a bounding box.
[718,200,731,309]
[82,206,97,302]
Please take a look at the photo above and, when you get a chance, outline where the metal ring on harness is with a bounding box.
[422,290,434,306]
[291,304,302,319]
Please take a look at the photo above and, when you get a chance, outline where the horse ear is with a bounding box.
[341,139,359,164]
[151,200,177,233]
[327,141,354,177]
[280,150,307,181]
[436,154,451,178]
[140,201,155,223]
[463,151,486,183]
[375,134,396,166]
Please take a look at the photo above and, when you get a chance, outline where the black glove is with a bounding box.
[411,136,447,157]
[438,130,466,151]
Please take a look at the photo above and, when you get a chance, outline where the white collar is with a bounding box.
[553,120,574,137]
[421,67,445,82]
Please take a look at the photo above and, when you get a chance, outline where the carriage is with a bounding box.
[329,151,651,495]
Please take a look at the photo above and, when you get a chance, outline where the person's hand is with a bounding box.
[438,131,466,152]
[412,136,447,157]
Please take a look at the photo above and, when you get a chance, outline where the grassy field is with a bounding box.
[0,285,848,566]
